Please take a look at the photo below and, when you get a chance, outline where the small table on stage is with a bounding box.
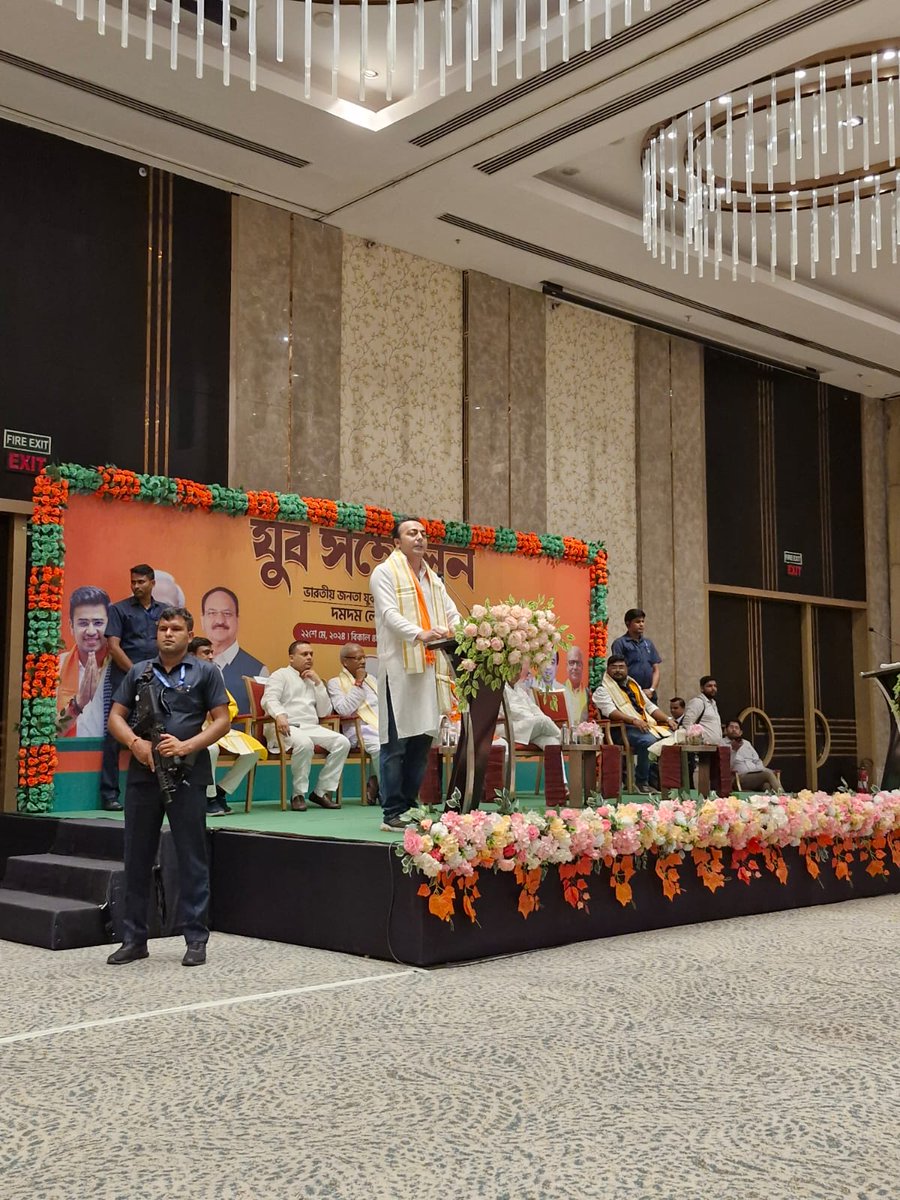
[564,741,601,808]
[660,743,720,801]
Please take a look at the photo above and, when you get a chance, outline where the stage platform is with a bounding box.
[3,798,900,964]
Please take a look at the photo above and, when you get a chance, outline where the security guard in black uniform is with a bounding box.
[106,606,230,967]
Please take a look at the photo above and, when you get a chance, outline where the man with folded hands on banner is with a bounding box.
[262,641,349,812]
[188,636,267,816]
[327,643,380,804]
[370,517,460,832]
[592,655,677,794]
[106,607,230,967]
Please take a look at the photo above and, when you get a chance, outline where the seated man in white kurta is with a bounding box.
[370,517,460,832]
[327,642,380,804]
[503,672,563,750]
[262,640,350,812]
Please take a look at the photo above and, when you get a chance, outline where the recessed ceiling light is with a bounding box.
[841,115,864,128]
[560,166,580,176]
[718,95,731,105]
[364,68,379,78]
[668,167,676,174]
[789,189,799,196]
[794,69,807,79]
[883,49,897,61]
[864,174,875,182]
[667,129,677,139]
[313,11,333,26]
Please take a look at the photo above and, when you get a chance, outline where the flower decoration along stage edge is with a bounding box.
[18,465,608,813]
[396,792,900,926]
[452,598,572,706]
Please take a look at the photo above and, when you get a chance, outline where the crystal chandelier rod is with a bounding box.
[59,0,656,101]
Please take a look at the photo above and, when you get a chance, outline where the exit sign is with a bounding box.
[783,550,803,578]
[3,430,52,475]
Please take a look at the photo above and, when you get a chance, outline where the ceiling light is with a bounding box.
[57,0,660,106]
[667,129,677,140]
[883,50,898,61]
[642,49,900,283]
[363,69,379,79]
[560,167,580,176]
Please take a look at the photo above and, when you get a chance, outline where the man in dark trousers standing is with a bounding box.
[99,565,166,810]
[106,606,230,967]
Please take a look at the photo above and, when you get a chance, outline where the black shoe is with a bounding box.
[380,816,407,832]
[182,942,207,967]
[366,776,380,804]
[214,786,233,814]
[107,943,148,965]
[101,796,123,812]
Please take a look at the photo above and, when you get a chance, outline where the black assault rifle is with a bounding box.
[132,664,195,805]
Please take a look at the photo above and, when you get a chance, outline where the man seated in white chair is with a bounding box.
[188,637,266,815]
[327,642,380,804]
[262,640,350,812]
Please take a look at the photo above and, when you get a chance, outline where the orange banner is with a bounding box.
[59,495,590,731]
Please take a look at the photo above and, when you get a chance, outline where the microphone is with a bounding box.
[434,571,470,622]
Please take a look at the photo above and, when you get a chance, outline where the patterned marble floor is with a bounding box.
[1,896,899,1200]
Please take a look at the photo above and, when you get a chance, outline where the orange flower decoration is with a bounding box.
[246,490,280,521]
[303,496,339,527]
[888,831,900,870]
[22,653,60,700]
[516,532,543,556]
[97,466,140,501]
[17,744,57,787]
[562,537,589,562]
[32,474,69,523]
[608,854,635,906]
[175,478,213,510]
[364,505,395,536]
[559,856,592,910]
[590,552,609,587]
[692,846,726,893]
[469,525,495,548]
[422,518,446,543]
[655,852,683,901]
[28,566,64,611]
[762,846,789,885]
[514,864,543,919]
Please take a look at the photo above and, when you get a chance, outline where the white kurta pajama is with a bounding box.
[326,669,381,777]
[503,683,562,747]
[369,555,461,742]
[262,667,350,797]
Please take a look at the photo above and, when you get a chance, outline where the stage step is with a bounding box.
[3,854,124,904]
[52,818,124,861]
[0,888,108,950]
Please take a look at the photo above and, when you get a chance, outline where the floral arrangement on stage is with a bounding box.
[17,464,608,812]
[397,791,900,925]
[452,598,571,705]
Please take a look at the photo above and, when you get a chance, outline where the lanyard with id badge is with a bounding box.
[133,662,198,804]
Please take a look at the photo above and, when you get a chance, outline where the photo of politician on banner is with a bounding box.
[58,494,591,734]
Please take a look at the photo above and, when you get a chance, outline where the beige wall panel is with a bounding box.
[339,235,463,518]
[290,216,343,498]
[857,398,892,775]
[669,337,708,694]
[230,197,291,492]
[466,272,511,527]
[546,302,637,637]
[508,287,547,533]
[634,328,675,688]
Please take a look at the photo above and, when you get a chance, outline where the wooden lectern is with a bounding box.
[860,665,900,790]
[430,639,514,813]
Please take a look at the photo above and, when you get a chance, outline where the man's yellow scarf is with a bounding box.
[602,673,669,739]
[386,549,454,714]
[335,667,378,729]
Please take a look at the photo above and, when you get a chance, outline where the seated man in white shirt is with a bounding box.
[327,643,380,804]
[725,719,780,792]
[262,640,350,812]
[503,670,563,750]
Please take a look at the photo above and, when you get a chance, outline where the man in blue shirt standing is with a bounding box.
[611,608,662,702]
[106,606,230,966]
[99,564,166,810]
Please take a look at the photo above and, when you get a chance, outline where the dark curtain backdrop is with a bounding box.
[0,118,230,502]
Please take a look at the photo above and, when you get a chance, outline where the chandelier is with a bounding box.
[641,44,900,282]
[59,0,653,106]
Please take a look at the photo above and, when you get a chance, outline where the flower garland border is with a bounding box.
[18,463,608,812]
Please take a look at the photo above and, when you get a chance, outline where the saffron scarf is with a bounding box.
[386,549,454,714]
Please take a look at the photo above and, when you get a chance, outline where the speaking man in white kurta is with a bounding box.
[370,517,460,832]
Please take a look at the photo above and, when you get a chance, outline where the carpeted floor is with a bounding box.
[1,895,899,1199]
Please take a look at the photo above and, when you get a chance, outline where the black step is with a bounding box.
[52,818,125,861]
[0,888,109,950]
[3,853,124,904]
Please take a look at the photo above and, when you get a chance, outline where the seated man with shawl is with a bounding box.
[189,637,267,815]
[370,517,460,832]
[592,654,677,794]
[327,642,381,804]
